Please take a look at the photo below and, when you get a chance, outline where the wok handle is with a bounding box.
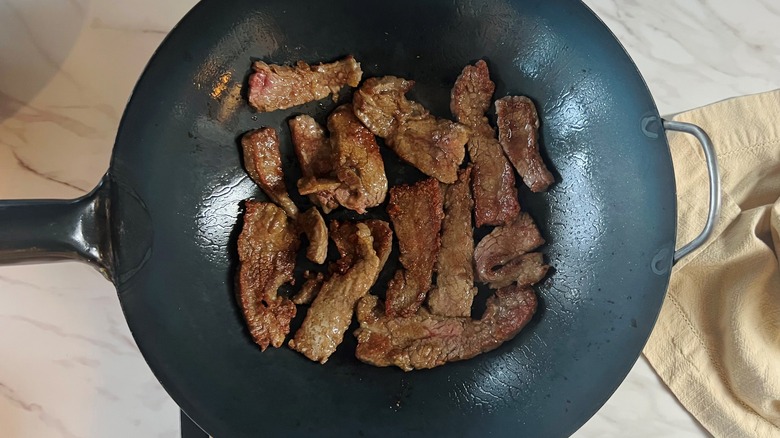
[663,120,721,263]
[0,175,113,277]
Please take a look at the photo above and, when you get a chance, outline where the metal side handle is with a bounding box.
[663,120,721,263]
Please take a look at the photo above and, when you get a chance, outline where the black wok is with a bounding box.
[0,0,720,436]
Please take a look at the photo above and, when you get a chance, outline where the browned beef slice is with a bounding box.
[289,223,380,363]
[495,96,554,192]
[427,167,477,317]
[353,76,468,184]
[474,212,549,289]
[241,128,298,218]
[248,56,362,112]
[354,284,537,371]
[236,201,299,350]
[385,178,444,317]
[451,60,520,227]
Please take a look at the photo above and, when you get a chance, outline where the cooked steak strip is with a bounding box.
[289,115,333,176]
[449,61,495,139]
[292,220,391,308]
[248,56,362,112]
[298,207,328,264]
[364,220,393,274]
[289,115,340,212]
[236,201,299,350]
[467,136,521,227]
[290,106,388,214]
[293,271,325,305]
[498,252,549,289]
[385,178,444,317]
[353,76,468,184]
[289,223,380,363]
[495,96,554,192]
[427,167,477,317]
[241,128,298,218]
[389,116,469,184]
[474,212,549,288]
[327,104,388,213]
[297,179,342,213]
[451,60,520,226]
[331,219,393,278]
[355,284,537,371]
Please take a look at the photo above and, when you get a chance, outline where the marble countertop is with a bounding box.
[1,0,778,436]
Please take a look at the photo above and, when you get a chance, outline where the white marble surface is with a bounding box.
[1,0,778,436]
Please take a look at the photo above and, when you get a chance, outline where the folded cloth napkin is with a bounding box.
[643,90,780,438]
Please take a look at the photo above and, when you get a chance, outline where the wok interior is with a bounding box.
[110,0,676,436]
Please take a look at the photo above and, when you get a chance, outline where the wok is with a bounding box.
[0,0,720,436]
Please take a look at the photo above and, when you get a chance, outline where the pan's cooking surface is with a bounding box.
[110,0,675,436]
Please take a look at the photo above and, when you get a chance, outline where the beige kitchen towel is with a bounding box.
[643,90,780,438]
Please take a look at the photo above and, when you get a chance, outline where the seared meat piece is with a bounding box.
[327,104,388,213]
[468,136,521,227]
[390,117,469,184]
[353,76,417,139]
[289,115,340,212]
[291,219,391,307]
[293,219,393,304]
[450,61,495,138]
[385,178,444,317]
[353,76,468,183]
[365,220,393,273]
[495,96,554,192]
[298,207,328,264]
[427,167,477,317]
[500,252,548,288]
[293,271,325,305]
[289,223,380,363]
[354,284,537,371]
[289,115,333,177]
[297,179,341,213]
[248,56,362,112]
[451,60,520,226]
[236,201,300,350]
[331,219,393,278]
[474,212,549,289]
[290,106,388,214]
[241,128,298,218]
